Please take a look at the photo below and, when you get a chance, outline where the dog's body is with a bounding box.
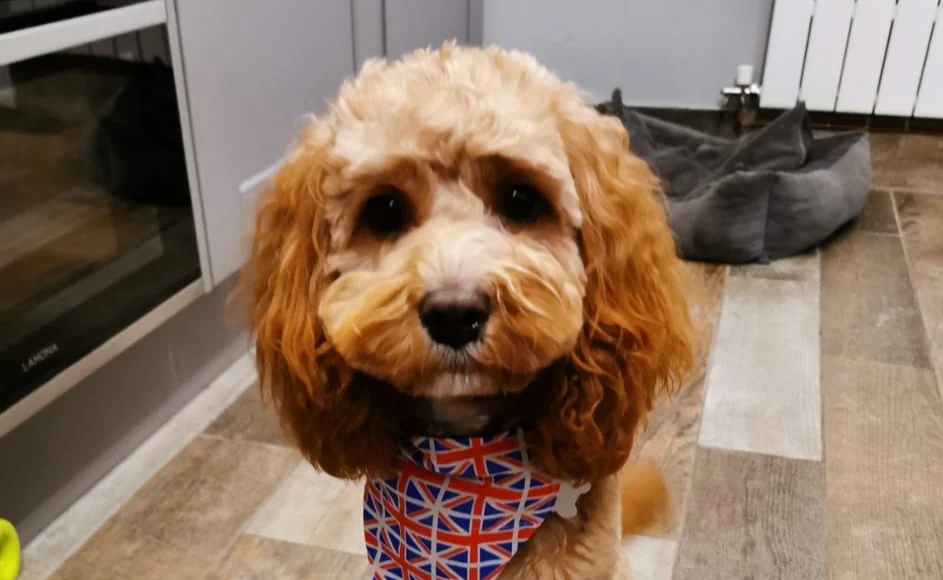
[242,43,692,579]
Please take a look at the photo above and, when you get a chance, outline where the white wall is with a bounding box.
[483,0,774,109]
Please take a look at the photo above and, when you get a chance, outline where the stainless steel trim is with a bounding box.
[165,0,214,292]
[0,0,167,67]
[0,279,204,439]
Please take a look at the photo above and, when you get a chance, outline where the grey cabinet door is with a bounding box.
[384,0,471,60]
[352,0,385,70]
[173,0,355,286]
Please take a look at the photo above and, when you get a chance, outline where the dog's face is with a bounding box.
[319,59,588,402]
[244,44,692,482]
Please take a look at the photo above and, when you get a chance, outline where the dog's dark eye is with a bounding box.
[359,188,411,236]
[498,183,550,225]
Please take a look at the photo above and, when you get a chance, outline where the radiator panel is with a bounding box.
[914,4,943,118]
[801,0,855,111]
[763,0,942,117]
[875,0,937,116]
[835,0,896,114]
[760,0,815,109]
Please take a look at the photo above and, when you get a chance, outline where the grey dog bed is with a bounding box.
[597,91,871,263]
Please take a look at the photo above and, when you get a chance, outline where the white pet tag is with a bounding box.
[551,482,592,518]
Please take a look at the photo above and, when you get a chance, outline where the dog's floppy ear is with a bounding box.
[240,121,397,478]
[531,106,693,482]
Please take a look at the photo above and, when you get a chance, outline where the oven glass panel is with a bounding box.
[0,23,200,412]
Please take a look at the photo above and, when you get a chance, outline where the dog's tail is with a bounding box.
[619,461,670,536]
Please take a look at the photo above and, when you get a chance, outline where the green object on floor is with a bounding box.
[0,519,19,580]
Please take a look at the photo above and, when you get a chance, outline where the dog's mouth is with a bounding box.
[436,349,482,374]
[387,363,561,438]
[361,343,535,399]
[410,370,532,399]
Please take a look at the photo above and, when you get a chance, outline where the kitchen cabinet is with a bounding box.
[173,0,480,287]
[385,0,474,59]
[172,0,355,285]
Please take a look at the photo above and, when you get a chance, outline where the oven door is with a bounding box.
[0,1,202,422]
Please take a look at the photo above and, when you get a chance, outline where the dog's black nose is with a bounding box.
[419,291,490,349]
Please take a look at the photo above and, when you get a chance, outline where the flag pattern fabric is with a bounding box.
[363,429,562,580]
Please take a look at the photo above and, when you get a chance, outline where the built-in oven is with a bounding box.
[0,0,202,429]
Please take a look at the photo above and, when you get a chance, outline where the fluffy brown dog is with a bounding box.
[242,43,692,579]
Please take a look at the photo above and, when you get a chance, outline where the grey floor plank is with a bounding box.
[204,385,290,447]
[632,262,726,537]
[821,230,930,368]
[822,214,943,579]
[247,462,364,556]
[855,190,899,234]
[699,274,821,460]
[823,356,943,580]
[46,436,296,580]
[896,192,943,401]
[207,535,370,580]
[729,250,819,281]
[870,133,943,194]
[673,448,825,580]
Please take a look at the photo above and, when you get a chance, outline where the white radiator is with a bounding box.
[762,0,943,118]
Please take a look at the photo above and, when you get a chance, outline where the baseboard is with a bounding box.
[0,277,247,543]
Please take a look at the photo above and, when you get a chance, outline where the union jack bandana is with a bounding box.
[363,429,588,580]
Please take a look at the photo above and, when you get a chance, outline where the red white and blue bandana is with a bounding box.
[363,429,585,580]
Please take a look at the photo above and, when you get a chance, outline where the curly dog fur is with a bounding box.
[241,43,693,579]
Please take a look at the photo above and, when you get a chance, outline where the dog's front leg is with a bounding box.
[498,475,623,580]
